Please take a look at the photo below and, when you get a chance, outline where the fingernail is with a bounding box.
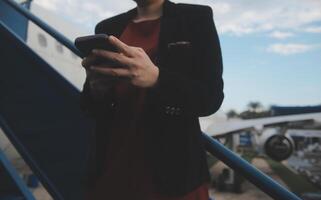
[92,49,98,54]
[109,35,115,41]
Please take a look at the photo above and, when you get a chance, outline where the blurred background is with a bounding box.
[32,0,321,112]
[0,0,321,199]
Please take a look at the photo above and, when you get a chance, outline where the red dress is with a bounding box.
[85,17,210,200]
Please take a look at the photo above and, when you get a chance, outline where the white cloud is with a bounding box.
[304,26,321,33]
[173,0,321,36]
[267,43,317,55]
[222,0,321,36]
[34,0,58,11]
[209,2,231,15]
[33,0,321,36]
[33,0,135,32]
[269,31,294,39]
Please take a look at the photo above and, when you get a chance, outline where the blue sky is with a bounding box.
[33,0,321,112]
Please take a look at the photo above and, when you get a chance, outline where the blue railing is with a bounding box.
[1,0,302,199]
[202,133,301,200]
[0,149,36,200]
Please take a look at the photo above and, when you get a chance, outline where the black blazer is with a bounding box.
[80,0,224,197]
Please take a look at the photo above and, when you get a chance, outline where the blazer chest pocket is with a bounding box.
[167,41,194,70]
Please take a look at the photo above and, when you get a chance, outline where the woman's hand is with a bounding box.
[89,35,159,88]
[82,56,116,98]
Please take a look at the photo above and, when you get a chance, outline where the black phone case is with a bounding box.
[74,34,119,67]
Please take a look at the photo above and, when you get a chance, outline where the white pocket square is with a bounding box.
[167,41,192,48]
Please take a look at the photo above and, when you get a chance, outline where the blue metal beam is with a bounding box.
[0,149,36,200]
[0,0,29,41]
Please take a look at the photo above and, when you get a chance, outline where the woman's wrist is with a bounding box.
[149,65,160,88]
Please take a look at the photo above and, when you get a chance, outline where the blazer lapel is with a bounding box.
[156,0,180,67]
[108,9,136,38]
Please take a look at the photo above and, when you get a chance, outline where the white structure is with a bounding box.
[26,3,89,90]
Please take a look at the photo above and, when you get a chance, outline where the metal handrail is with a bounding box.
[202,133,301,200]
[0,149,36,200]
[2,0,302,199]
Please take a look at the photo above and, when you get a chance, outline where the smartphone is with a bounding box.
[75,34,120,69]
[74,34,118,56]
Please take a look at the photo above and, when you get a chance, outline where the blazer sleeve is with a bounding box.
[79,25,115,118]
[145,6,224,117]
[79,77,112,118]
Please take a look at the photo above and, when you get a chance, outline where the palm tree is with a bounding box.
[247,101,263,113]
[227,109,238,118]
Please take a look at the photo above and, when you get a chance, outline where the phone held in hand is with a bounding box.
[74,34,119,67]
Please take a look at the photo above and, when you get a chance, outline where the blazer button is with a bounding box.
[165,106,171,114]
[175,107,181,115]
[170,107,176,115]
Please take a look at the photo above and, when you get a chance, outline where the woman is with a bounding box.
[80,0,224,199]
